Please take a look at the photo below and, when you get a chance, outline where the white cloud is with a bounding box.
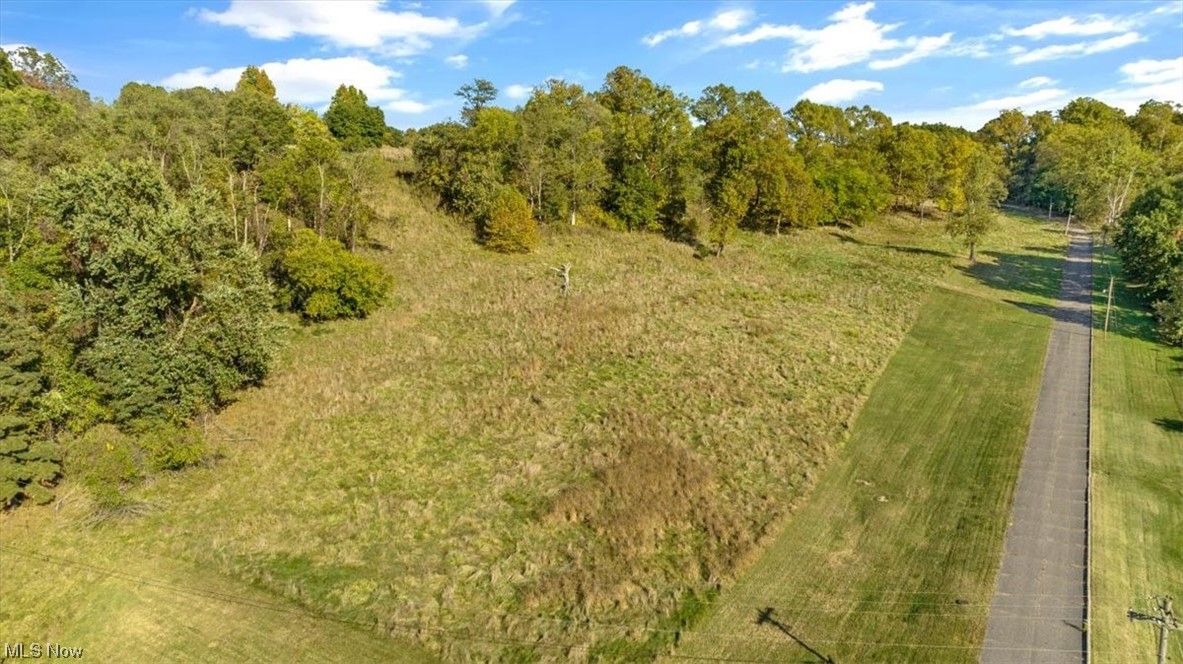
[1003,15,1135,39]
[1152,2,1183,15]
[444,54,469,69]
[718,24,802,47]
[642,8,753,46]
[717,2,953,73]
[384,99,432,114]
[1093,57,1183,112]
[709,9,754,31]
[799,78,884,104]
[896,55,1181,131]
[1018,76,1057,89]
[894,87,1071,130]
[196,0,481,56]
[643,20,702,47]
[961,87,1072,111]
[1120,57,1183,85]
[481,0,515,17]
[869,32,953,69]
[1011,31,1143,64]
[161,56,411,105]
[504,83,533,100]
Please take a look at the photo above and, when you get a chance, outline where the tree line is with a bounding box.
[1,49,1179,510]
[412,68,1181,326]
[0,49,393,509]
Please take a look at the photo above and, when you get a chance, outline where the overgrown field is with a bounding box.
[1090,249,1183,663]
[0,174,1066,660]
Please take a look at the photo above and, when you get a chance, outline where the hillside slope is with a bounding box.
[1,170,1067,660]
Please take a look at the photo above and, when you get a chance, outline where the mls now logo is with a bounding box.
[3,642,85,658]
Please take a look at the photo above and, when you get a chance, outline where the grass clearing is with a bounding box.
[1090,248,1183,664]
[1,171,1067,660]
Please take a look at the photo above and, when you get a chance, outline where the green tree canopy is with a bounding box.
[945,146,1006,262]
[323,84,388,151]
[457,79,498,124]
[6,46,77,93]
[236,65,276,98]
[49,160,276,423]
[225,76,293,171]
[1114,176,1183,299]
[0,51,21,90]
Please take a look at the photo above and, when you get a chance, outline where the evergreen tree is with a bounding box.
[49,160,277,423]
[0,289,60,507]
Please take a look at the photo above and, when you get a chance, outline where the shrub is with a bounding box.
[1154,270,1183,347]
[481,186,540,253]
[276,228,391,321]
[66,424,141,509]
[140,424,211,472]
[581,204,627,232]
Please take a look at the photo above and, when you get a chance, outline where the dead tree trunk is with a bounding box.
[551,263,571,296]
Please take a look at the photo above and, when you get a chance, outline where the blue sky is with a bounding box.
[2,0,1181,130]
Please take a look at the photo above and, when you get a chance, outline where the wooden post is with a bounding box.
[1104,277,1114,335]
[1048,199,1053,220]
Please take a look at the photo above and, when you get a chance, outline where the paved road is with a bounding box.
[981,230,1092,664]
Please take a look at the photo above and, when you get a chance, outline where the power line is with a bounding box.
[0,544,1117,659]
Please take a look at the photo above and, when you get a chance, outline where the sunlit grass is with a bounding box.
[1090,247,1183,664]
[0,169,1068,660]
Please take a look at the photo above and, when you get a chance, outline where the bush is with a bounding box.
[140,424,211,471]
[1154,271,1183,347]
[481,186,540,253]
[581,204,627,232]
[276,228,391,321]
[66,424,141,509]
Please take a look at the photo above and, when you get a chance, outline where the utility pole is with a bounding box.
[1128,596,1181,664]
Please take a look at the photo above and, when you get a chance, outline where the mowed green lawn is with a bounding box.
[673,276,1057,660]
[1090,251,1183,664]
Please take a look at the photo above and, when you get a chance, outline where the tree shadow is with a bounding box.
[1092,264,1167,345]
[828,231,950,258]
[1022,245,1063,255]
[755,607,836,663]
[1004,299,1055,318]
[962,251,1065,304]
[1154,418,1183,434]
